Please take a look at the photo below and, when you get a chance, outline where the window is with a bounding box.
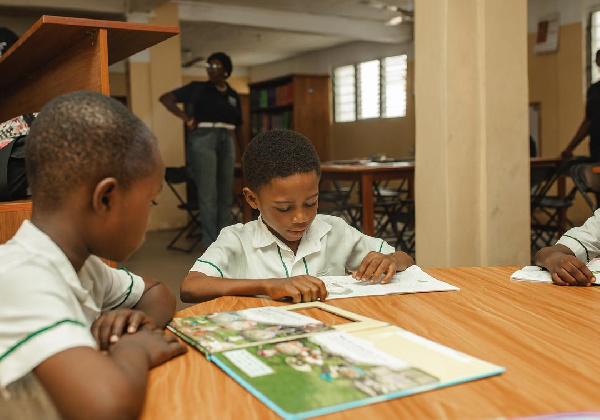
[333,65,356,122]
[333,54,407,122]
[590,10,600,84]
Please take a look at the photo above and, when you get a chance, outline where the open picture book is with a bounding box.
[168,302,504,419]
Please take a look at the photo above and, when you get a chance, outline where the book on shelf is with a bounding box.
[168,301,504,419]
[251,82,294,109]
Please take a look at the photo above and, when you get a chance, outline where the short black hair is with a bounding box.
[242,129,321,191]
[26,91,158,210]
[207,52,232,77]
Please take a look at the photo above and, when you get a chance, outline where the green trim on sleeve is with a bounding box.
[378,240,384,253]
[0,319,86,363]
[563,235,590,263]
[196,259,224,278]
[109,267,135,310]
[277,246,290,277]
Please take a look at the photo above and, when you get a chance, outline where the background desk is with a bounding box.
[320,161,414,236]
[141,267,600,419]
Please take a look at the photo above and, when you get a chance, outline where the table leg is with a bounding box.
[361,173,374,236]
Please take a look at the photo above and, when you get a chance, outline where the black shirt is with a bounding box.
[171,81,242,126]
[586,81,600,157]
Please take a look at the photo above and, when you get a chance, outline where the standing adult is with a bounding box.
[160,52,243,250]
[562,50,600,162]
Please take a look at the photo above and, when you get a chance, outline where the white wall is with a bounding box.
[248,40,414,82]
[528,0,583,33]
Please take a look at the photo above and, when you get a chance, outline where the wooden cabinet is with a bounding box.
[0,16,178,260]
[249,75,332,161]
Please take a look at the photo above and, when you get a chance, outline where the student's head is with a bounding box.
[26,91,164,261]
[242,129,321,249]
[206,52,232,81]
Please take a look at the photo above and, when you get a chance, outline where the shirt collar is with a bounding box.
[251,215,332,258]
[11,220,91,302]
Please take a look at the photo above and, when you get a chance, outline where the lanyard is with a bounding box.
[277,245,309,277]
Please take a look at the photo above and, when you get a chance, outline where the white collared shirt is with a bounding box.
[0,220,145,390]
[556,208,600,263]
[190,214,394,279]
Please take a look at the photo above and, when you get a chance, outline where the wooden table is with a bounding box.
[320,160,414,236]
[140,267,600,419]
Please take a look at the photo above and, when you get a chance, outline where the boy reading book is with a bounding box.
[0,92,187,420]
[180,128,415,303]
[534,209,600,286]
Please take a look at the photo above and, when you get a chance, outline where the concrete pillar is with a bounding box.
[414,0,530,267]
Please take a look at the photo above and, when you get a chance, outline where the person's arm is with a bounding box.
[134,278,176,328]
[180,271,327,303]
[159,92,195,130]
[562,118,591,158]
[34,329,186,420]
[533,244,595,286]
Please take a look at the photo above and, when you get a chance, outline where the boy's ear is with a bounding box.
[243,187,259,210]
[92,177,118,214]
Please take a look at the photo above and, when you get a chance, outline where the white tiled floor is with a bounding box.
[119,229,202,311]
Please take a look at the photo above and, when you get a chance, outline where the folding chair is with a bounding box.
[318,180,362,229]
[164,167,202,253]
[570,162,600,212]
[530,158,583,250]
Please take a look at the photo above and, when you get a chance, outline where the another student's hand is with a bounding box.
[264,276,328,303]
[113,329,187,369]
[92,309,156,351]
[353,251,415,284]
[545,252,595,286]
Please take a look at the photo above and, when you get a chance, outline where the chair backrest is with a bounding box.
[570,163,600,211]
[530,163,559,208]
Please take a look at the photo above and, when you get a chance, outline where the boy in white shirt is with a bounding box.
[180,129,415,303]
[0,92,186,420]
[534,209,600,286]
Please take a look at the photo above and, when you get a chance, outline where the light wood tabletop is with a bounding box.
[140,267,600,419]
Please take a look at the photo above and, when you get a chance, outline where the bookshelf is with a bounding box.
[249,75,331,161]
[0,16,178,265]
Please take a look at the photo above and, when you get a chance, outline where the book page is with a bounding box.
[320,265,459,300]
[169,306,332,354]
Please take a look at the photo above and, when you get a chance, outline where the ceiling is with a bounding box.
[0,0,414,70]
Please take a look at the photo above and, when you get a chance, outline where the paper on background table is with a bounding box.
[511,261,600,284]
[320,265,459,300]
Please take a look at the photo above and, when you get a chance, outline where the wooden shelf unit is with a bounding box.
[0,16,178,259]
[249,74,332,161]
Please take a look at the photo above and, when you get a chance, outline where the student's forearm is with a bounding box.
[533,244,575,269]
[390,251,415,270]
[135,281,176,327]
[180,273,269,303]
[35,346,149,420]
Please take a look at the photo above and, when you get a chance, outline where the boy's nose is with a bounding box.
[292,208,308,224]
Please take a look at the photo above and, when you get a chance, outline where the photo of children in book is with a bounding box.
[215,331,439,414]
[169,307,332,353]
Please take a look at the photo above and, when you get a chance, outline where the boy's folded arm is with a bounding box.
[180,271,272,303]
[34,345,149,420]
[133,278,176,328]
[180,272,327,303]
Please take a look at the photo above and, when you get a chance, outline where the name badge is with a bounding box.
[227,96,237,107]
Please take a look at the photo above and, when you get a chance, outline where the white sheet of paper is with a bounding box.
[511,261,600,283]
[510,266,553,283]
[320,265,459,300]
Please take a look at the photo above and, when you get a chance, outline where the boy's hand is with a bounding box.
[92,309,156,350]
[353,251,415,284]
[545,253,595,286]
[264,276,328,303]
[113,329,187,369]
